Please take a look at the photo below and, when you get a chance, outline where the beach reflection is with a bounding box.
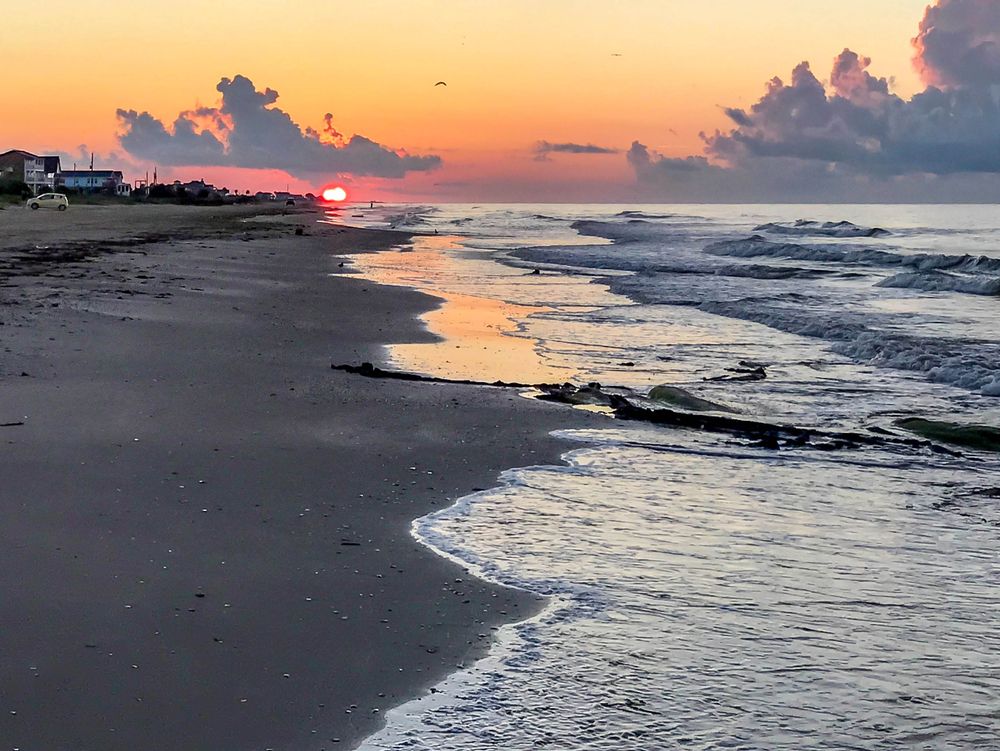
[346,234,573,384]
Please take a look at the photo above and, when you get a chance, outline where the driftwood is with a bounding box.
[331,361,550,389]
[332,362,961,455]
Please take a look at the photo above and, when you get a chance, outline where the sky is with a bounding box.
[3,0,999,202]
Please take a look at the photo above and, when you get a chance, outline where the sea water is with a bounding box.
[343,205,1000,750]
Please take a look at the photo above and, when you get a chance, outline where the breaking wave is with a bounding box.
[755,219,892,238]
[653,263,836,280]
[699,297,1000,396]
[385,206,439,227]
[615,210,679,219]
[569,219,692,244]
[876,270,1000,296]
[707,236,1000,274]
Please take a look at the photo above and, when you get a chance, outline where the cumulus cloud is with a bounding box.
[117,75,441,179]
[627,140,856,202]
[116,111,226,166]
[629,0,1000,200]
[627,142,718,176]
[913,0,1000,87]
[703,49,1000,176]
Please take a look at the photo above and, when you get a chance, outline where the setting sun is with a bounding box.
[322,186,347,202]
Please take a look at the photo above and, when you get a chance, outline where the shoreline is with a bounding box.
[0,205,599,750]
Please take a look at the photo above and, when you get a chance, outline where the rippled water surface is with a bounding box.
[346,205,1000,750]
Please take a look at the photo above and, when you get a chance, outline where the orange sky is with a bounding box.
[2,0,931,199]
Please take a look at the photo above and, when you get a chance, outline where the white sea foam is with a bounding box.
[698,298,1000,395]
[383,205,439,227]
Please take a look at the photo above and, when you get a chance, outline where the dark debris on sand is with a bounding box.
[334,361,964,456]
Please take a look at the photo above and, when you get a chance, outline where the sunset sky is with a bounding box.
[5,0,998,202]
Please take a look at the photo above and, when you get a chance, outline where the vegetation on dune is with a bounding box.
[0,179,32,199]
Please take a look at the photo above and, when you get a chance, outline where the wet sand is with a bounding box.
[0,205,596,750]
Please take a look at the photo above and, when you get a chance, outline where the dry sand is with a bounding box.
[0,205,596,750]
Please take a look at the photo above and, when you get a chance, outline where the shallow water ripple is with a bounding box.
[365,430,1000,750]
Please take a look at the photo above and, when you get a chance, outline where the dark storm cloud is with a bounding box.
[117,75,441,178]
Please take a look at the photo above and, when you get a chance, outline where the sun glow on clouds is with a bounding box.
[6,0,947,200]
[116,75,440,181]
[625,0,1000,202]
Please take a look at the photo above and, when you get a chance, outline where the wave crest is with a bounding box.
[877,270,1000,296]
[707,236,1000,274]
[754,220,892,238]
[700,298,1000,396]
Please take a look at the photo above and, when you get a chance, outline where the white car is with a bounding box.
[27,193,69,211]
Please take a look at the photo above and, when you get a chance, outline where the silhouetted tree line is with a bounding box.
[140,184,226,205]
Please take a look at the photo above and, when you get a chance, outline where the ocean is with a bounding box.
[338,205,1000,750]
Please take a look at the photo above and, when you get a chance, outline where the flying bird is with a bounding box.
[434,81,448,87]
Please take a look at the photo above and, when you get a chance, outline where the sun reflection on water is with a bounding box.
[346,234,574,384]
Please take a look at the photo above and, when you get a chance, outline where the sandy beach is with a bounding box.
[0,204,593,750]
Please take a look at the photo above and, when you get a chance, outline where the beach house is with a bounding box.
[42,156,62,188]
[60,170,132,196]
[0,150,50,193]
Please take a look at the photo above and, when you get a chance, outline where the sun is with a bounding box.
[322,186,348,202]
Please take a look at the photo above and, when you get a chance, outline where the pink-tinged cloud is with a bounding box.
[830,49,890,106]
[913,0,1000,88]
[628,1,1000,201]
[702,48,1000,176]
[117,75,441,180]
